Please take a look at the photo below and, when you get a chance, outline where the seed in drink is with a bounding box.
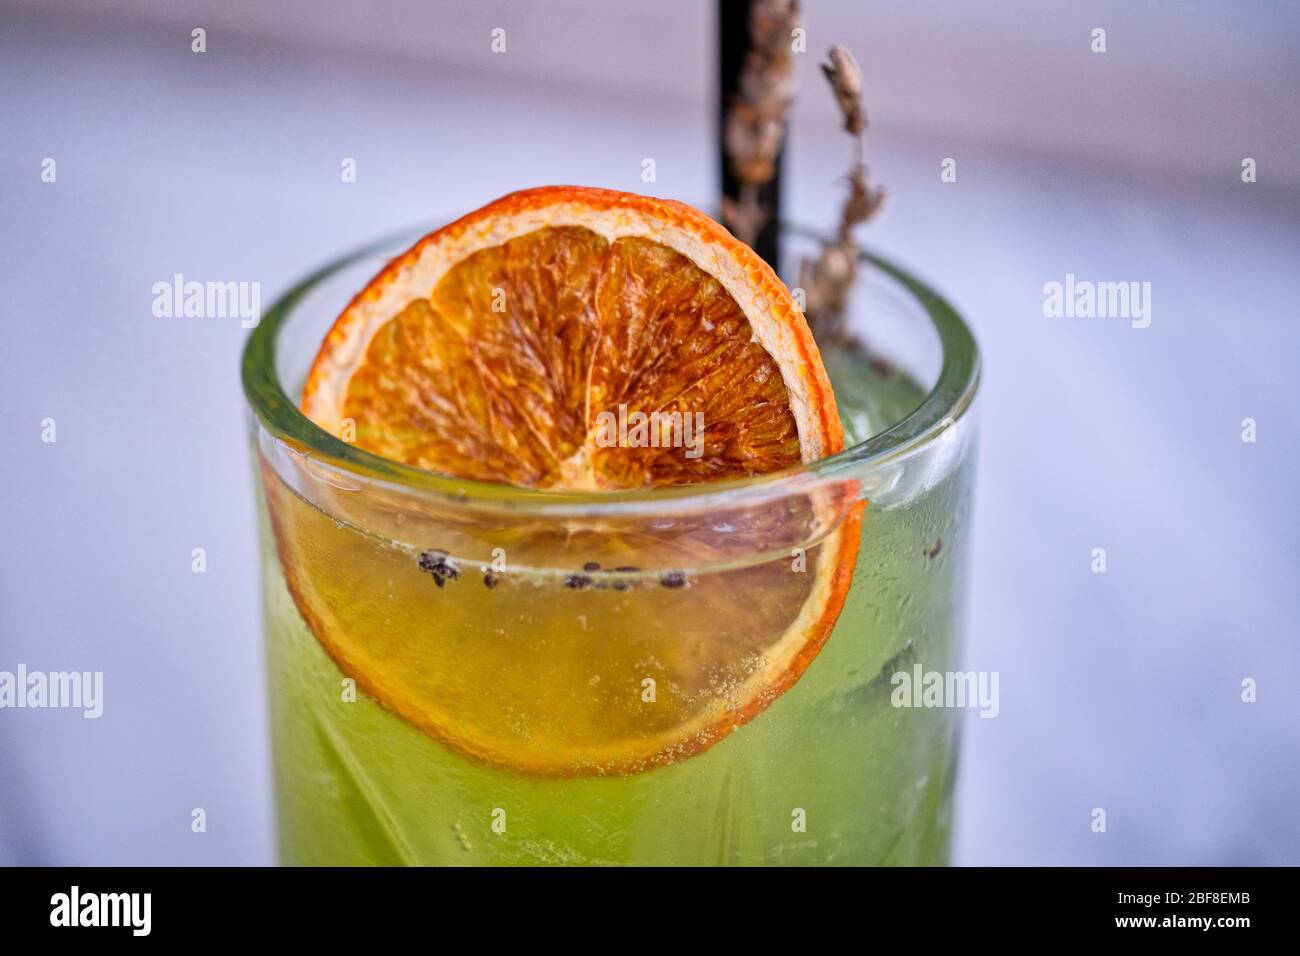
[418,549,460,588]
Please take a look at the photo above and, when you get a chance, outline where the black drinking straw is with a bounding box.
[718,0,782,270]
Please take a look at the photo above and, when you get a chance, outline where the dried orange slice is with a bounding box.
[271,185,861,775]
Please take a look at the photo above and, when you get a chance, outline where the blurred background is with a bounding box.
[1,0,1298,865]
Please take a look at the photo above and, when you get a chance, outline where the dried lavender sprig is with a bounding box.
[721,0,803,248]
[801,45,885,346]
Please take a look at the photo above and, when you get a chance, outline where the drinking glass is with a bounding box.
[242,221,979,865]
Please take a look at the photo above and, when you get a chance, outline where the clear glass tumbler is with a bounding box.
[242,222,979,866]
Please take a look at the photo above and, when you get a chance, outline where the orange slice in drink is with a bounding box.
[271,186,861,775]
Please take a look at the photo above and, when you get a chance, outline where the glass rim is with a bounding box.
[241,221,980,517]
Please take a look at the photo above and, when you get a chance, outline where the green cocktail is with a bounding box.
[244,220,979,867]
